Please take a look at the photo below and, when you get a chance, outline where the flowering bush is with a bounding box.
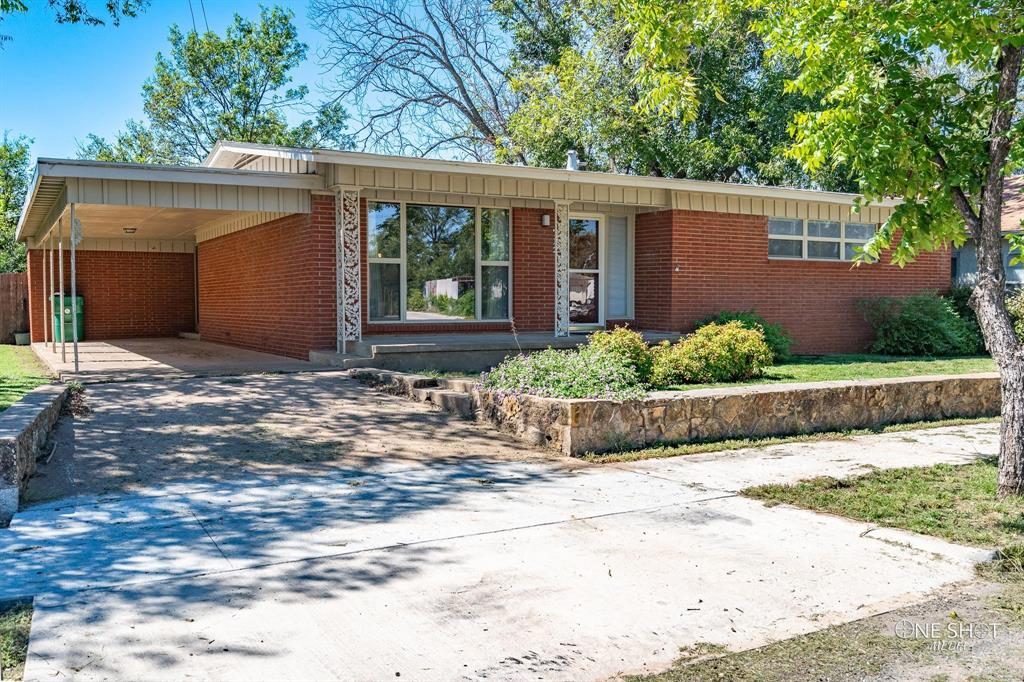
[694,310,792,362]
[481,345,646,400]
[651,322,773,386]
[587,326,655,383]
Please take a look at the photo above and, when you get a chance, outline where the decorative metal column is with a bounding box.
[334,186,362,354]
[553,201,571,337]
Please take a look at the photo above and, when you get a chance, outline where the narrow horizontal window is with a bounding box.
[845,222,876,241]
[768,218,803,236]
[769,238,803,258]
[807,220,841,239]
[808,240,841,260]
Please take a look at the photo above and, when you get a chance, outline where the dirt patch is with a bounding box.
[24,372,572,503]
[626,579,1024,681]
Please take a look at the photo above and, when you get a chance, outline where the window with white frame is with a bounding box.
[768,217,877,261]
[367,201,512,322]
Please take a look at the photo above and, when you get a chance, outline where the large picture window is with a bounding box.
[367,201,512,322]
[768,217,877,262]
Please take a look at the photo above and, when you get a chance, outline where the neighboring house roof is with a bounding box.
[1003,174,1024,233]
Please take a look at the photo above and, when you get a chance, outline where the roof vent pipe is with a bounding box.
[566,150,579,171]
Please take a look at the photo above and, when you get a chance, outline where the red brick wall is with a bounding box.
[634,209,951,354]
[197,200,336,359]
[27,249,195,342]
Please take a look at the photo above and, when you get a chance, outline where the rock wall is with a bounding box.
[0,383,67,525]
[478,374,1001,456]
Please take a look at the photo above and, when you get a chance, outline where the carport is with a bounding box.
[16,158,322,372]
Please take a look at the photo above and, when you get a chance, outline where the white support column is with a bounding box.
[42,235,48,346]
[334,186,362,354]
[58,218,65,363]
[48,232,55,353]
[69,203,80,373]
[553,201,571,337]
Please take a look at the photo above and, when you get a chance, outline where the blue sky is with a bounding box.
[0,1,329,160]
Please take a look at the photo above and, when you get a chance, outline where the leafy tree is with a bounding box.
[497,0,852,187]
[76,120,180,165]
[1,0,146,43]
[0,133,30,273]
[623,0,1024,496]
[80,7,352,165]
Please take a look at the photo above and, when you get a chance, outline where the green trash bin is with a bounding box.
[50,294,84,342]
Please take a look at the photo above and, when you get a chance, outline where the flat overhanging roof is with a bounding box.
[17,158,323,243]
[204,140,901,209]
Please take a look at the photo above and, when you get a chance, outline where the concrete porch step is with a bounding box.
[411,388,476,419]
[436,378,478,394]
[308,350,375,369]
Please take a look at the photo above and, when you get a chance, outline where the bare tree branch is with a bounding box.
[310,0,522,161]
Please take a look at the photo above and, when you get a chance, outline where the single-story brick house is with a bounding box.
[17,141,949,363]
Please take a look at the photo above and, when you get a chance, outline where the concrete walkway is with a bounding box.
[1,373,1001,681]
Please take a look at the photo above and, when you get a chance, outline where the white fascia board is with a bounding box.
[204,140,317,168]
[35,158,324,190]
[207,140,901,208]
[15,166,47,242]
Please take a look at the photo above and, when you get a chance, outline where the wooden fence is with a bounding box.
[0,273,29,344]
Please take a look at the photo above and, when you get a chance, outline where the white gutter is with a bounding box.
[34,158,325,188]
[206,140,901,208]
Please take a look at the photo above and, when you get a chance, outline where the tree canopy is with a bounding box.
[0,134,30,273]
[79,7,352,165]
[1,0,147,44]
[623,0,1024,496]
[496,0,853,188]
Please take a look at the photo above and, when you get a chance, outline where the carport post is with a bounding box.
[49,231,55,353]
[70,203,80,373]
[58,217,65,363]
[42,232,48,346]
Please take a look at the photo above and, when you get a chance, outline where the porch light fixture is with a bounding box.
[123,227,137,234]
[541,214,551,227]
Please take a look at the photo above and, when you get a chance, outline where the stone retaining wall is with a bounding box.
[479,373,1001,456]
[0,384,68,525]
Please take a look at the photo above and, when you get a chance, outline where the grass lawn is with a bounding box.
[0,346,50,412]
[0,601,32,681]
[744,457,1024,548]
[667,354,995,391]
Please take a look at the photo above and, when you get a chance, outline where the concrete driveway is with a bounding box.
[32,338,314,382]
[1,372,1000,681]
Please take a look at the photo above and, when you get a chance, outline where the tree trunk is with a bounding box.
[998,366,1024,497]
[964,44,1024,498]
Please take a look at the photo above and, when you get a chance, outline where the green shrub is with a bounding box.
[1007,289,1024,342]
[946,284,986,353]
[694,310,792,361]
[858,293,981,356]
[587,326,654,383]
[650,321,774,387]
[481,345,646,400]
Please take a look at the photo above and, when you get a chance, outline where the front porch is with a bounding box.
[309,330,683,373]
